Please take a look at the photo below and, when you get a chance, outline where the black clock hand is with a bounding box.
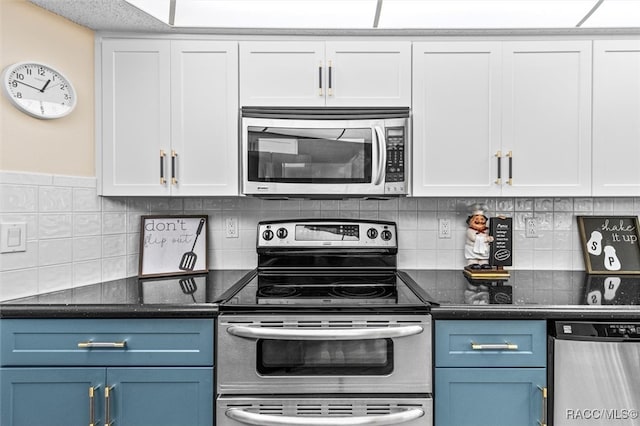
[40,79,51,92]
[15,80,43,92]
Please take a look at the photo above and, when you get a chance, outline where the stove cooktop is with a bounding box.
[218,270,433,312]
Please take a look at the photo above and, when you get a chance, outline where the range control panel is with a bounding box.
[257,220,397,249]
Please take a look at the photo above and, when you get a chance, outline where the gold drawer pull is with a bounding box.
[471,342,518,350]
[78,341,127,349]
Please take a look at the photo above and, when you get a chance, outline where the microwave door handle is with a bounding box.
[373,126,386,186]
[226,325,423,340]
[226,407,424,425]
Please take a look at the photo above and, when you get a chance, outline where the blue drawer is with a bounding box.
[0,318,214,367]
[435,320,546,368]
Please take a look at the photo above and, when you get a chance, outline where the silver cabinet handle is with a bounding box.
[373,126,386,186]
[227,325,423,341]
[226,407,424,425]
[470,342,518,350]
[78,341,127,349]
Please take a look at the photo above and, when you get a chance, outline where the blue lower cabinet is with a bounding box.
[0,368,104,426]
[108,368,213,426]
[435,367,546,426]
[0,367,213,426]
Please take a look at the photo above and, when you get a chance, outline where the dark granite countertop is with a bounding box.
[2,269,640,320]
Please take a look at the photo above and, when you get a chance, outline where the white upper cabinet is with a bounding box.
[239,41,411,107]
[99,39,238,196]
[501,41,592,197]
[100,39,172,196]
[170,40,239,196]
[593,40,640,196]
[412,42,502,197]
[412,40,592,197]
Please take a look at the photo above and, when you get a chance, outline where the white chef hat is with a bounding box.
[468,203,489,216]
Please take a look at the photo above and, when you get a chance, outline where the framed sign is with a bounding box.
[139,215,208,278]
[577,216,640,274]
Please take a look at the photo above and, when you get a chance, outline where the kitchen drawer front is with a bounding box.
[0,318,214,367]
[435,320,546,367]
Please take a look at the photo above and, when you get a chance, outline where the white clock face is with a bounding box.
[2,62,76,119]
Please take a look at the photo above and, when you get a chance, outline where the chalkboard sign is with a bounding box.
[139,215,208,278]
[489,216,513,267]
[577,216,640,274]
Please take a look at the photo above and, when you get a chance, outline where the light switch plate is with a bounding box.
[1,223,27,253]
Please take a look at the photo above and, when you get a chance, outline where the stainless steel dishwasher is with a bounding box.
[552,321,640,425]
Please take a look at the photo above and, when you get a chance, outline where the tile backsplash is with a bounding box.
[1,170,639,301]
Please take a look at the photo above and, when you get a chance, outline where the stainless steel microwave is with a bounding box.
[241,107,410,197]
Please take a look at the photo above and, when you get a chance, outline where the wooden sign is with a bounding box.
[577,216,640,274]
[489,216,513,267]
[139,215,208,278]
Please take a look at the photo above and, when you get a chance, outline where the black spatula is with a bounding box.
[179,218,205,271]
[179,277,198,302]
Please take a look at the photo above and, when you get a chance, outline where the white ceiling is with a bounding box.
[27,0,640,33]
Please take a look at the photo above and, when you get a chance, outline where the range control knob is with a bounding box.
[262,229,274,241]
[276,228,288,239]
[381,230,393,241]
[366,228,378,239]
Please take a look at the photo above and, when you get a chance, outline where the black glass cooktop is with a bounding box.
[219,271,431,312]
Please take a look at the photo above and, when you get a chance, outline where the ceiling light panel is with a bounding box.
[378,0,599,28]
[172,0,378,28]
[582,0,640,27]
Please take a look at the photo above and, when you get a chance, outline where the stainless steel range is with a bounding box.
[216,219,435,426]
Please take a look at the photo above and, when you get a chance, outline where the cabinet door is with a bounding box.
[108,367,213,426]
[501,41,592,196]
[100,39,172,196]
[171,41,239,196]
[1,367,104,426]
[435,368,546,426]
[593,40,640,196]
[239,41,325,106]
[325,41,411,106]
[412,42,502,196]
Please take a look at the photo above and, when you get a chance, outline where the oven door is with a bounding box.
[242,116,394,196]
[217,314,431,394]
[217,396,432,426]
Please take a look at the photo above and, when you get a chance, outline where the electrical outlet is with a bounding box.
[1,223,27,253]
[438,218,451,239]
[225,217,239,238]
[525,217,538,238]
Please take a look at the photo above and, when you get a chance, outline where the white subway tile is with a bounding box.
[73,260,102,287]
[102,256,127,281]
[0,185,37,212]
[0,171,52,185]
[39,239,73,266]
[39,214,73,239]
[38,264,73,294]
[73,237,102,262]
[74,213,102,236]
[103,234,127,258]
[0,268,38,301]
[53,175,96,188]
[73,187,101,211]
[102,197,127,212]
[102,212,126,234]
[39,187,72,212]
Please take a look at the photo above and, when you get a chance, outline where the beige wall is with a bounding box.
[0,0,95,176]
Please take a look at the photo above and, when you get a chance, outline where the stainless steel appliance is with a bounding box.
[552,321,640,426]
[216,219,434,426]
[241,108,410,197]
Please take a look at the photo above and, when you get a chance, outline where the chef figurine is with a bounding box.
[465,204,494,269]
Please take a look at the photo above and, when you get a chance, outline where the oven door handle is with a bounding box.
[225,407,424,425]
[226,325,423,340]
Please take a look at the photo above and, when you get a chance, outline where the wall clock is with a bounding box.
[1,62,77,119]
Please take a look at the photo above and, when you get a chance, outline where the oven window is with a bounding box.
[257,339,393,375]
[247,126,372,183]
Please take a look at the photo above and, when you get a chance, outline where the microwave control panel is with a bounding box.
[385,127,406,194]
